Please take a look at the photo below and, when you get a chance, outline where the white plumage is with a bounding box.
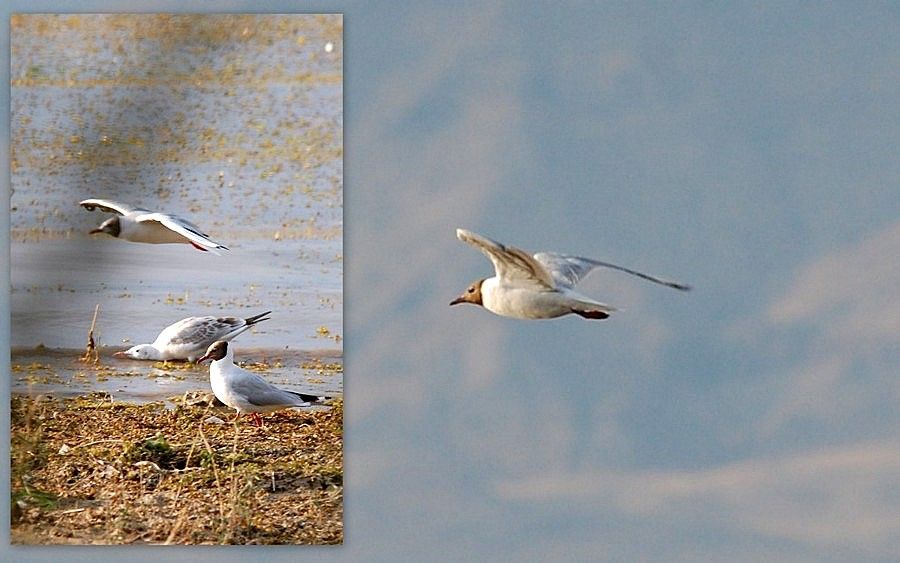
[113,311,271,361]
[197,341,329,426]
[80,198,228,254]
[450,228,689,320]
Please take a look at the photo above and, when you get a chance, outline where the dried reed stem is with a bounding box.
[80,304,100,363]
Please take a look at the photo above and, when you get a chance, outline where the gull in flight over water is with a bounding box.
[80,198,228,254]
[197,341,331,426]
[113,311,271,362]
[450,228,690,320]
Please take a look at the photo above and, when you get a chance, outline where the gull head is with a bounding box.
[113,344,157,360]
[450,278,485,307]
[90,216,121,238]
[197,340,229,364]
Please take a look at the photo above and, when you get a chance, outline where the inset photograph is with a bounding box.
[10,14,343,545]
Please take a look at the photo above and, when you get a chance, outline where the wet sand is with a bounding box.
[11,345,342,405]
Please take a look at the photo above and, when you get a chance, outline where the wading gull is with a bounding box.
[113,311,272,362]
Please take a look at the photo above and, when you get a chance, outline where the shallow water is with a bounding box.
[11,346,342,405]
[11,237,342,351]
[10,15,343,404]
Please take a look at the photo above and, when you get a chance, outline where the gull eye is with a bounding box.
[468,286,475,293]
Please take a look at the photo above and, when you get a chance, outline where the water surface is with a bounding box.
[11,15,343,404]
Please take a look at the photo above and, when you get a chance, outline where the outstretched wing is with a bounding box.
[136,212,229,253]
[79,198,149,216]
[534,252,691,291]
[532,254,604,289]
[456,228,555,289]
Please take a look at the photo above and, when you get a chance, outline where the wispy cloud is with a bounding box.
[768,220,900,342]
[340,3,900,560]
[754,221,900,435]
[496,440,900,555]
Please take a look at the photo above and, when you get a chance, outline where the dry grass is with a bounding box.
[11,394,342,544]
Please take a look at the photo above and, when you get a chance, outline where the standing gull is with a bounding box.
[80,198,228,254]
[197,341,330,426]
[450,228,690,320]
[113,311,272,362]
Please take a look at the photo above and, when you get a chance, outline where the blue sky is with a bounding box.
[345,2,900,560]
[5,1,900,561]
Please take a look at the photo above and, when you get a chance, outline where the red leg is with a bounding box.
[251,413,263,427]
[191,242,209,252]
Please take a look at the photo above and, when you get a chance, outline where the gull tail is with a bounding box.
[245,311,273,325]
[290,392,331,404]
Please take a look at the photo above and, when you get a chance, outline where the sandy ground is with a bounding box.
[11,393,343,544]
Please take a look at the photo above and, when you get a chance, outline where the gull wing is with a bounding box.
[79,198,149,216]
[231,373,304,408]
[457,229,555,289]
[534,253,691,291]
[136,212,229,253]
[162,316,239,346]
[532,254,604,289]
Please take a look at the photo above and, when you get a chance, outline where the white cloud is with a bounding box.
[754,353,850,437]
[496,440,900,555]
[751,221,900,434]
[768,220,900,343]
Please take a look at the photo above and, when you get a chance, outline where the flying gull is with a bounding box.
[80,198,228,254]
[450,228,689,320]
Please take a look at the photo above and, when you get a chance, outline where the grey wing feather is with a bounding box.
[457,229,555,288]
[206,317,245,339]
[232,374,302,407]
[165,317,219,346]
[172,317,246,345]
[534,253,691,291]
[532,253,603,289]
[137,212,228,251]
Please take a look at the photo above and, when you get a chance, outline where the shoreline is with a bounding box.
[11,347,343,406]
